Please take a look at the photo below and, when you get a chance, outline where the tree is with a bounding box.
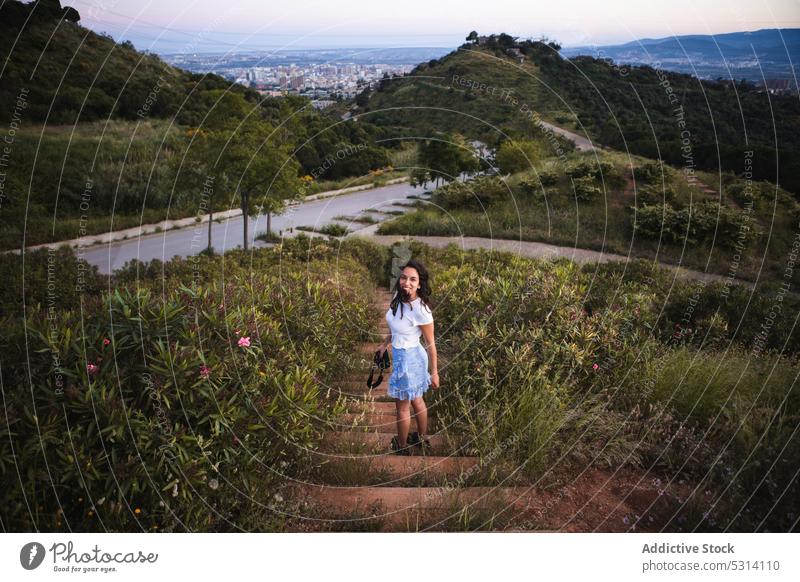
[497,33,517,49]
[495,139,545,174]
[175,92,300,251]
[410,168,431,189]
[418,135,479,188]
[466,31,478,43]
[216,121,301,249]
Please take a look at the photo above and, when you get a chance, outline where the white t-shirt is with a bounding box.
[385,296,434,349]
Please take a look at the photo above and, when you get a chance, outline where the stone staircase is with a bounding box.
[285,286,555,532]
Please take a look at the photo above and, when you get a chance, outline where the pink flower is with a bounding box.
[592,363,599,370]
[238,336,251,348]
[102,338,111,346]
[200,365,211,379]
[87,363,99,375]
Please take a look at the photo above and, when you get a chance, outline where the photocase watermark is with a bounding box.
[593,50,629,77]
[751,227,800,357]
[46,247,65,396]
[451,74,569,167]
[424,431,521,500]
[75,178,95,294]
[0,86,29,212]
[141,373,177,466]
[310,142,367,180]
[721,150,756,299]
[671,279,707,342]
[20,542,46,570]
[654,65,697,187]
[189,174,216,286]
[137,76,167,119]
[85,0,124,21]
[20,539,158,573]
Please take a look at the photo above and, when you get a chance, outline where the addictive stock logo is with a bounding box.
[20,542,46,570]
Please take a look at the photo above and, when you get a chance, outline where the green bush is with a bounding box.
[632,201,760,248]
[0,246,104,318]
[635,161,670,184]
[431,176,508,210]
[0,245,375,531]
[637,184,677,205]
[571,175,602,201]
[417,244,799,531]
[318,223,349,237]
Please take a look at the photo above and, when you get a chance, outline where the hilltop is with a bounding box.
[0,0,265,124]
[353,33,800,194]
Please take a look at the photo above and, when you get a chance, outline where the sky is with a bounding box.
[61,0,800,54]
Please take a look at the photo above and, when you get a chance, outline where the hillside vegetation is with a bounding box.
[3,236,797,531]
[0,0,398,249]
[356,34,800,194]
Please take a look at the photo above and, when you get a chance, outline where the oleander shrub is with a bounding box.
[0,246,104,317]
[412,244,798,530]
[0,245,376,531]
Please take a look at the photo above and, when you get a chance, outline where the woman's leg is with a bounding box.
[410,396,428,436]
[395,399,411,448]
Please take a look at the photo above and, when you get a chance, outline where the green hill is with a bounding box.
[0,0,252,124]
[356,34,800,195]
[0,1,398,250]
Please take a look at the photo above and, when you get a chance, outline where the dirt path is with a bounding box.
[348,228,754,290]
[538,120,596,152]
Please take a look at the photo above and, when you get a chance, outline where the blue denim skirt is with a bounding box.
[388,343,431,400]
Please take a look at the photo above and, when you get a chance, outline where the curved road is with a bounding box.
[78,181,430,273]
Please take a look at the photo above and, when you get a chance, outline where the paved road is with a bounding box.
[79,181,430,273]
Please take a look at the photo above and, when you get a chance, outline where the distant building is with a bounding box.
[508,48,525,63]
[311,100,335,109]
[765,79,791,94]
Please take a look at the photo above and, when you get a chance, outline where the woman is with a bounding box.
[377,259,440,455]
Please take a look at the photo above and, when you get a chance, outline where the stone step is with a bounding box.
[311,454,483,485]
[331,388,395,402]
[342,400,397,414]
[341,399,439,418]
[334,387,392,400]
[288,485,541,531]
[321,431,468,455]
[336,381,439,400]
[336,413,437,432]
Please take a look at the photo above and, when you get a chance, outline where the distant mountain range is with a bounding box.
[561,29,799,81]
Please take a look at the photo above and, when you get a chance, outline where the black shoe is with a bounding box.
[390,436,410,455]
[407,431,432,452]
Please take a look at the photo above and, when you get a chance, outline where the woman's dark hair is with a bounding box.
[389,259,433,319]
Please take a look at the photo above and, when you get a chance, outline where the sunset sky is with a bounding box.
[61,0,800,53]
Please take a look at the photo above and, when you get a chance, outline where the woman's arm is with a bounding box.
[419,322,439,388]
[378,332,391,354]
